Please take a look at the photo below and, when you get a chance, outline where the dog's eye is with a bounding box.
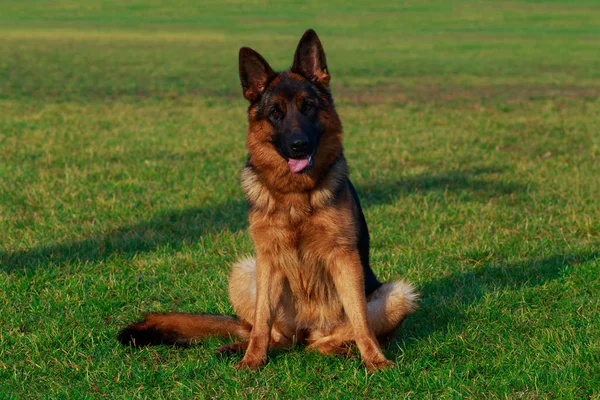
[301,101,314,113]
[269,107,283,120]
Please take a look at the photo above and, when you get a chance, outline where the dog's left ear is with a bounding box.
[292,29,330,88]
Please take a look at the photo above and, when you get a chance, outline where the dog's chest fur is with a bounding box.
[241,161,355,328]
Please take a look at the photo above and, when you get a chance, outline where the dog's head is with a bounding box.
[239,30,342,181]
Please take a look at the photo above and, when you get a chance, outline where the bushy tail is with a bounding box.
[117,312,251,347]
[366,280,418,344]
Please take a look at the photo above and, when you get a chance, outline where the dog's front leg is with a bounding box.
[236,252,284,370]
[330,250,394,371]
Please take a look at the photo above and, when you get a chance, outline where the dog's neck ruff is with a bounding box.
[242,154,348,211]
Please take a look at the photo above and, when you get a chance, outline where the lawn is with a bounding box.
[1,0,599,398]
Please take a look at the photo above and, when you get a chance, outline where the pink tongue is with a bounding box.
[288,158,309,173]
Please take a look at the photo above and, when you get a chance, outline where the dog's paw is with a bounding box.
[365,358,395,372]
[235,357,266,371]
[215,342,248,356]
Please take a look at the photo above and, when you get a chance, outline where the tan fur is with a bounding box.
[229,257,417,344]
[234,157,417,371]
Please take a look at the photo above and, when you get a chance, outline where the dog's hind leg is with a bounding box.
[228,257,300,352]
[307,280,417,354]
[228,257,258,325]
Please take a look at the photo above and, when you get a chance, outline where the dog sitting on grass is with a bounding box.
[118,29,417,371]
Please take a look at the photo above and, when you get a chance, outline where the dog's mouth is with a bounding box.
[287,155,313,174]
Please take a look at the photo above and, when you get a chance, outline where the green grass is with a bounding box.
[1,0,599,398]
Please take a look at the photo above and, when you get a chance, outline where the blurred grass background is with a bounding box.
[1,0,599,100]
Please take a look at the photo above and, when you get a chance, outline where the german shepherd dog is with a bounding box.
[118,29,417,371]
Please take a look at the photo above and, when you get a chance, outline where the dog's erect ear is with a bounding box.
[239,47,275,102]
[292,29,330,88]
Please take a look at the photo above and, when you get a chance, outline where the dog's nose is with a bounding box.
[290,136,310,154]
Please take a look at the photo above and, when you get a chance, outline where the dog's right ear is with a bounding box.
[239,47,275,103]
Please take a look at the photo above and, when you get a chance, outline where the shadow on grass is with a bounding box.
[358,166,527,205]
[0,201,249,273]
[393,251,599,353]
[1,167,527,273]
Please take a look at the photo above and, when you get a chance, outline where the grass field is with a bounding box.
[1,0,599,398]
